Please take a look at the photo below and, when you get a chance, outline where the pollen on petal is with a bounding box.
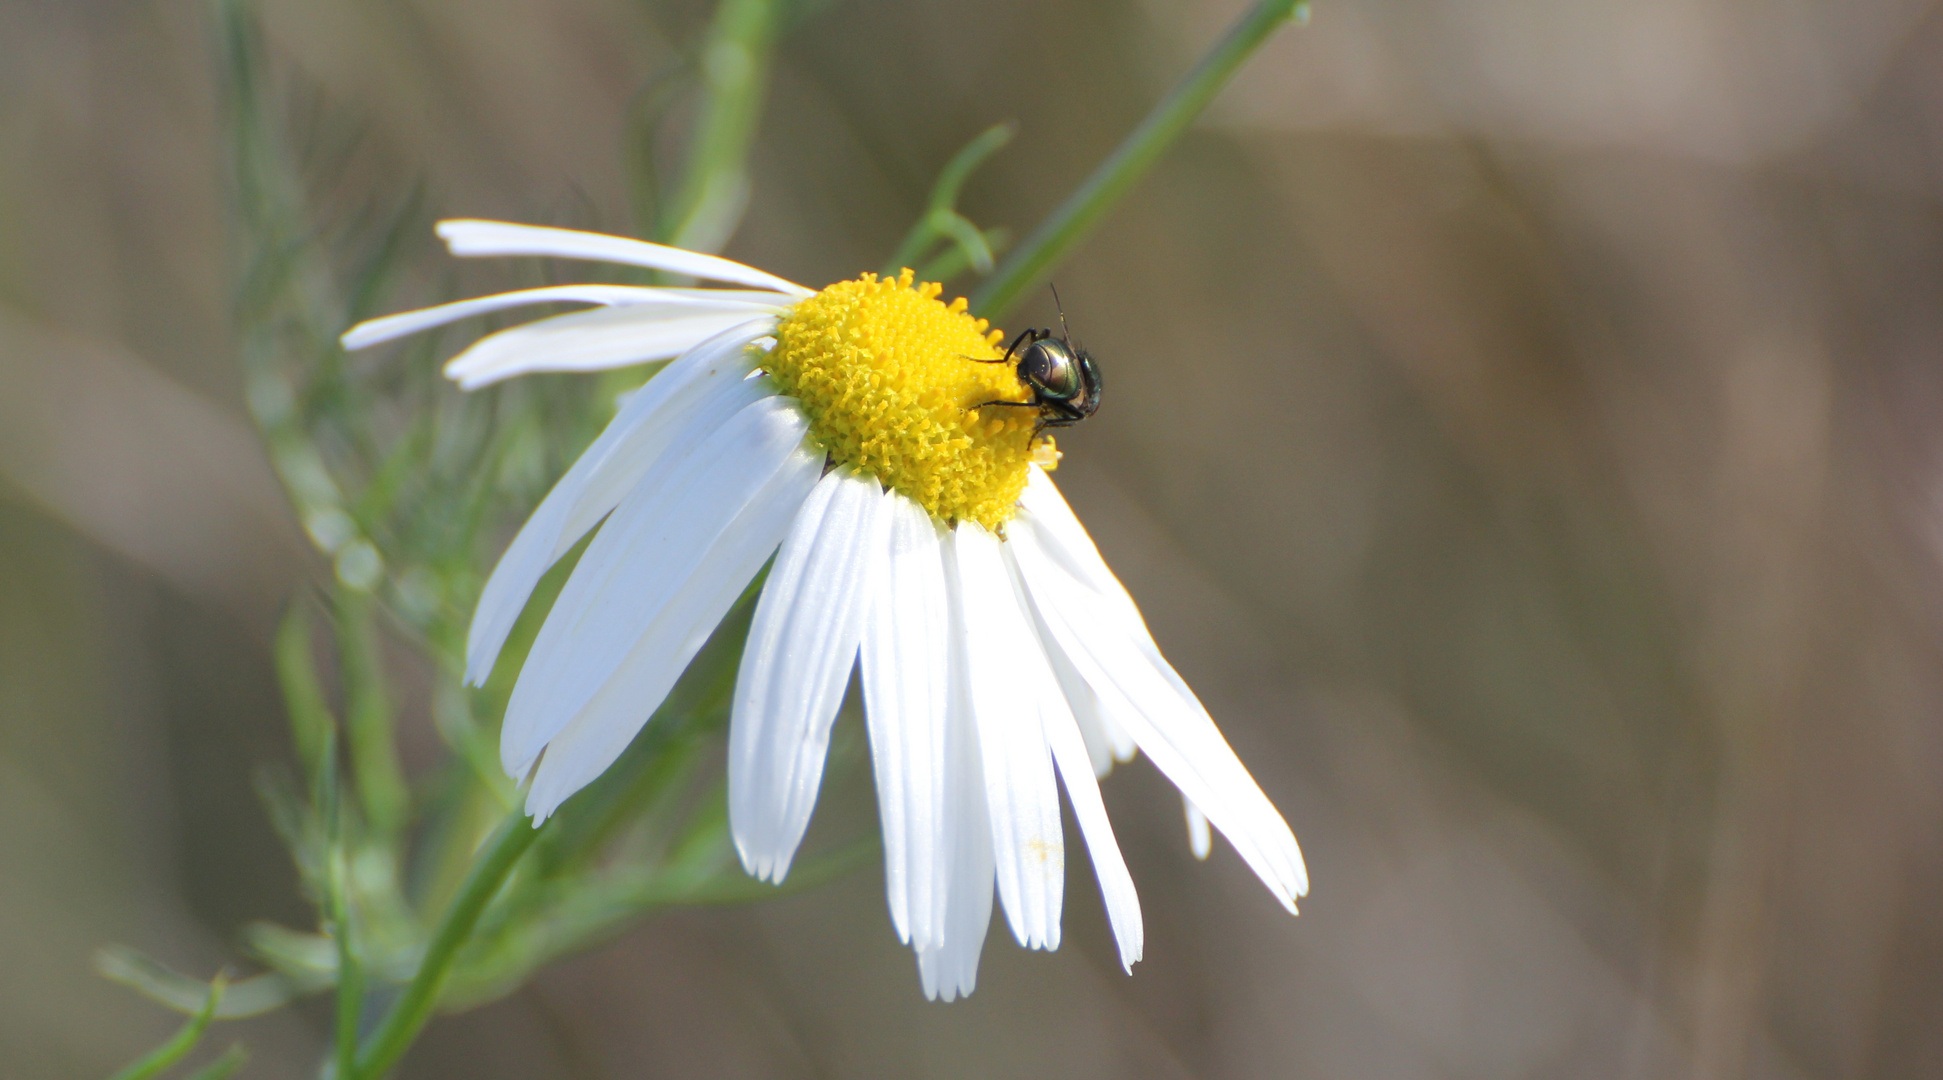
[763,270,1037,529]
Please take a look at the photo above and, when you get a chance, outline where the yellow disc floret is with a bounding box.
[765,270,1051,530]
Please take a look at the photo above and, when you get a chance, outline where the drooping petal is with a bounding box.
[1185,797,1212,860]
[1042,697,1145,972]
[916,607,996,1003]
[1009,515,1309,911]
[729,466,892,883]
[339,284,787,352]
[436,219,813,297]
[947,523,1064,952]
[501,392,810,779]
[1016,466,1155,636]
[858,492,951,949]
[522,431,822,820]
[1016,467,1158,780]
[465,322,770,685]
[998,541,1144,971]
[1018,471,1301,888]
[1053,649,1138,779]
[443,305,775,389]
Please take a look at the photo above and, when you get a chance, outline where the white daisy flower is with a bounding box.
[344,220,1308,1000]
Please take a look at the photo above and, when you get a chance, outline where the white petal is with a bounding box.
[339,284,787,352]
[465,323,768,685]
[1185,797,1212,860]
[729,467,892,883]
[436,219,813,297]
[1017,468,1155,776]
[948,523,1064,952]
[859,492,950,950]
[1018,472,1134,776]
[1043,702,1145,972]
[443,306,774,389]
[1058,654,1138,779]
[1017,466,1154,634]
[501,393,809,779]
[1046,749,1143,971]
[916,606,996,1002]
[1019,472,1298,883]
[1009,517,1309,909]
[999,541,1143,971]
[523,433,822,820]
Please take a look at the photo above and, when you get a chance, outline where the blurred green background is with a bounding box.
[6,0,1943,1076]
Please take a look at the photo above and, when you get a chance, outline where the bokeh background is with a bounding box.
[6,0,1943,1076]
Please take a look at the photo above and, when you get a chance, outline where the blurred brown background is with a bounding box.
[6,0,1943,1076]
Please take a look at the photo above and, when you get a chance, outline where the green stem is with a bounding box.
[330,846,362,1080]
[352,810,540,1080]
[106,976,226,1080]
[664,0,781,253]
[970,0,1309,320]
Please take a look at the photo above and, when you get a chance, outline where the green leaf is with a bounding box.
[917,226,1012,287]
[252,765,324,899]
[96,946,308,1021]
[274,598,336,782]
[884,122,1016,278]
[242,922,339,985]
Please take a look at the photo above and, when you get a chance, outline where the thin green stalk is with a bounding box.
[664,0,781,253]
[352,810,540,1080]
[884,122,1017,276]
[318,731,363,1080]
[329,848,362,1079]
[970,0,1310,320]
[106,976,226,1080]
[183,1045,248,1080]
[335,587,408,838]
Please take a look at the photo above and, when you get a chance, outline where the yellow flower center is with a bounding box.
[764,270,1055,530]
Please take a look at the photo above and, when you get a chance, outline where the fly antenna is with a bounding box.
[1049,283,1074,344]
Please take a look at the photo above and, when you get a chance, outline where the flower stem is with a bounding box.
[351,810,540,1080]
[664,0,782,254]
[970,0,1310,321]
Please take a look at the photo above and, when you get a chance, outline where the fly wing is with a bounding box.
[1074,348,1102,418]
